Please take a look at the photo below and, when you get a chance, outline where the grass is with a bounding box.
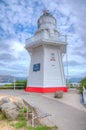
[13,120,26,129]
[20,107,27,113]
[0,106,58,130]
[10,120,58,130]
[0,111,6,120]
[27,125,58,130]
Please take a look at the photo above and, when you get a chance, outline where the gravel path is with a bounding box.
[0,90,86,130]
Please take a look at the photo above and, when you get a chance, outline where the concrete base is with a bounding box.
[25,86,68,93]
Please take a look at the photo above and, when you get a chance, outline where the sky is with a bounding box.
[0,0,86,79]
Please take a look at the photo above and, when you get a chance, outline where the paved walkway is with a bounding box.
[43,89,86,112]
[0,90,86,130]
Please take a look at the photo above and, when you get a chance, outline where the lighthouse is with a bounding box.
[25,10,68,93]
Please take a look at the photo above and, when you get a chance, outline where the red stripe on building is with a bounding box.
[25,86,68,93]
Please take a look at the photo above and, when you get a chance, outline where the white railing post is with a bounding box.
[32,110,35,127]
[83,86,86,104]
[14,78,16,90]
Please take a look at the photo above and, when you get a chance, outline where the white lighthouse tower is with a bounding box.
[25,11,68,93]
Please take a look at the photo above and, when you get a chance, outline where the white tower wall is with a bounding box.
[28,46,44,87]
[27,45,66,88]
[43,45,66,87]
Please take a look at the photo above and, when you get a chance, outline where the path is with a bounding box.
[0,90,86,130]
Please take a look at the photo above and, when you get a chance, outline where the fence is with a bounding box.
[83,87,86,104]
[0,83,25,90]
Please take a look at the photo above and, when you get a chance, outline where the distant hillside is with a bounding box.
[0,75,84,84]
[68,77,83,83]
[0,75,27,83]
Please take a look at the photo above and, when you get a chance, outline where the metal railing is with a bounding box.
[83,86,86,104]
[26,31,66,46]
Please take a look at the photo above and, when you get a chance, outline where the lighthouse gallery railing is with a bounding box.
[26,31,67,46]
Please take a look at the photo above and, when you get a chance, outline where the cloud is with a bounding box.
[0,39,30,77]
[0,0,86,78]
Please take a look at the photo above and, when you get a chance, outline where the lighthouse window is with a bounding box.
[33,63,40,72]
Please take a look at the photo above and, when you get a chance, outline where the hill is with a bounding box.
[68,77,83,83]
[0,75,27,83]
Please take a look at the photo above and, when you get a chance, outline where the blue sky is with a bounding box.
[0,0,86,79]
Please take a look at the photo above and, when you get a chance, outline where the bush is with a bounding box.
[0,112,6,120]
[13,80,27,89]
[54,90,63,98]
[2,80,27,89]
[69,84,75,88]
[79,78,86,94]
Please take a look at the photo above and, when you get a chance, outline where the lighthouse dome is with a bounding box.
[37,11,56,30]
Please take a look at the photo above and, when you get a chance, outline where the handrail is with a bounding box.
[26,32,66,46]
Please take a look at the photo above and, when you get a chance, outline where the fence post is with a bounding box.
[14,78,16,90]
[32,109,35,127]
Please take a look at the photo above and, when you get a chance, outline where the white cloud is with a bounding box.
[0,39,30,77]
[0,0,86,78]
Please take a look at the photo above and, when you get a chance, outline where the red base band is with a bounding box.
[25,86,68,93]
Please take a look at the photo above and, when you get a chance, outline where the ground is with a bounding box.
[0,89,86,130]
[0,94,57,130]
[0,120,16,130]
[43,88,86,112]
[0,96,25,130]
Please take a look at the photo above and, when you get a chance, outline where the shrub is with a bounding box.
[0,112,6,120]
[69,84,74,88]
[3,80,27,89]
[79,78,86,94]
[54,90,63,98]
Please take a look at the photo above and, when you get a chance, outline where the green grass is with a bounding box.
[10,108,27,129]
[27,125,58,130]
[35,125,53,130]
[17,108,27,121]
[10,120,26,129]
[26,126,34,130]
[14,120,26,129]
[0,106,58,130]
[17,114,26,121]
[19,107,28,113]
[10,108,58,130]
[0,112,6,120]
